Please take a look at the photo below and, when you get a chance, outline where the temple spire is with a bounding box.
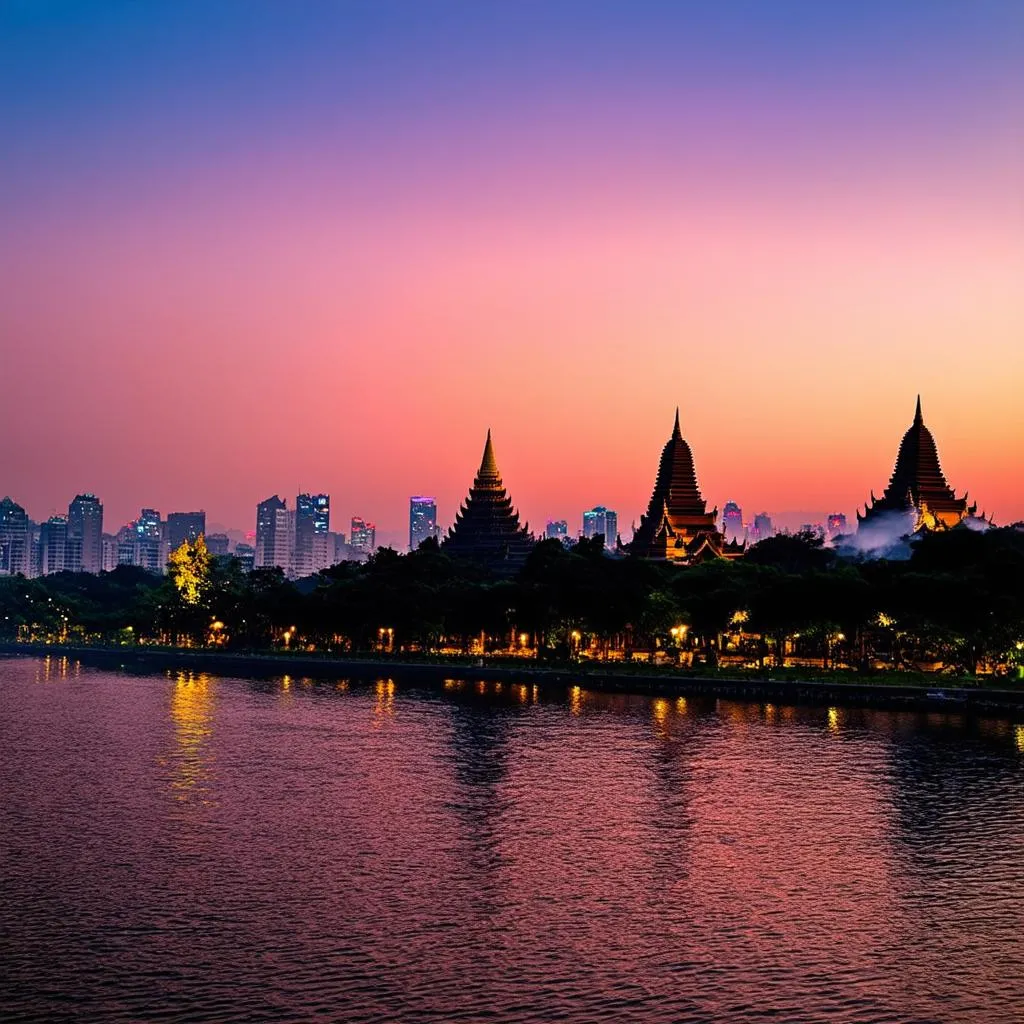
[478,429,499,482]
[673,407,681,438]
[914,394,922,425]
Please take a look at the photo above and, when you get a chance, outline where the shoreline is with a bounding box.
[4,641,1024,714]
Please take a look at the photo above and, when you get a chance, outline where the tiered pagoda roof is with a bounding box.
[442,430,535,575]
[630,410,743,563]
[858,396,980,532]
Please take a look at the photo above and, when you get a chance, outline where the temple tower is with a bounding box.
[857,396,982,534]
[442,430,535,575]
[630,410,743,563]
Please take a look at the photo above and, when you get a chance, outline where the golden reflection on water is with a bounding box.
[1015,725,1024,754]
[569,685,583,716]
[168,671,215,805]
[374,678,396,719]
[36,655,75,682]
[828,707,841,734]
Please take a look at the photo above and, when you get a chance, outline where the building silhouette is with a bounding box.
[442,430,534,575]
[582,506,618,548]
[630,410,743,563]
[409,497,438,551]
[750,512,773,543]
[857,396,985,535]
[545,520,568,541]
[294,493,331,575]
[68,494,103,573]
[255,496,291,570]
[350,517,376,554]
[722,501,744,544]
[827,513,848,538]
[39,516,69,574]
[166,511,206,553]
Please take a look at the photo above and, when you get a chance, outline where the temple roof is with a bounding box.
[442,430,534,573]
[860,395,969,522]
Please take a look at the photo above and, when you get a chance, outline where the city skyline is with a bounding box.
[2,3,1022,535]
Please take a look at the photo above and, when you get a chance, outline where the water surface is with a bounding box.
[2,656,1023,1023]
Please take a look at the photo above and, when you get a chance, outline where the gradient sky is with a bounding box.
[2,1,1022,542]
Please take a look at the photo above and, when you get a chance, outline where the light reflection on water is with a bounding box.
[1,657,1024,1023]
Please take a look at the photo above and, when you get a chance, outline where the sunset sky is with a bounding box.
[2,1,1022,542]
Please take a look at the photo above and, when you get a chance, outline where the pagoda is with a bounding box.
[629,410,744,563]
[442,430,535,575]
[857,396,984,534]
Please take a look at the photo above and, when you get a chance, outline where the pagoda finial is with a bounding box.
[478,428,500,481]
[914,394,922,425]
[673,407,681,438]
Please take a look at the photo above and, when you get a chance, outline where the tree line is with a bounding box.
[2,527,1022,677]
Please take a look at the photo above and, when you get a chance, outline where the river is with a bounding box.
[2,655,1023,1023]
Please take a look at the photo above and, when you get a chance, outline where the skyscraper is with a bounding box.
[255,496,291,570]
[205,533,231,556]
[135,509,164,573]
[39,516,69,575]
[582,506,618,548]
[68,494,103,573]
[166,511,206,552]
[350,517,376,554]
[294,493,331,575]
[722,501,744,544]
[0,497,31,577]
[751,512,774,543]
[827,513,848,538]
[545,520,568,541]
[409,497,438,551]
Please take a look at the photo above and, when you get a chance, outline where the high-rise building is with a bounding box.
[205,533,231,556]
[134,509,164,573]
[39,516,69,575]
[0,497,31,577]
[409,497,438,551]
[101,533,119,571]
[294,493,331,576]
[166,511,206,552]
[827,513,848,539]
[350,517,376,554]
[68,494,103,573]
[582,506,618,548]
[234,543,255,573]
[722,501,744,544]
[750,512,773,543]
[255,496,291,570]
[545,520,568,541]
[630,409,743,563]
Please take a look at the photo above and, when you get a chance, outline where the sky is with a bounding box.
[2,1,1022,542]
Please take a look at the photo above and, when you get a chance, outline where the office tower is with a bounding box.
[827,513,848,539]
[329,531,351,564]
[294,493,331,576]
[166,511,206,552]
[631,409,742,563]
[409,496,438,551]
[233,543,255,573]
[135,509,164,572]
[582,506,618,548]
[101,533,119,571]
[442,430,533,575]
[39,516,69,575]
[722,501,744,544]
[545,520,569,541]
[255,495,291,570]
[751,512,773,543]
[350,517,376,554]
[68,494,103,573]
[0,496,31,576]
[205,533,230,556]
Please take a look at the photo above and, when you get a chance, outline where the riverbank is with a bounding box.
[4,641,1024,714]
